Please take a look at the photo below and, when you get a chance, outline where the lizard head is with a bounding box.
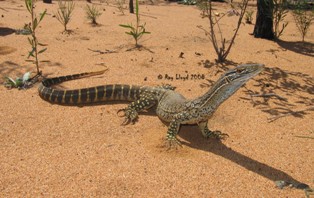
[224,63,264,83]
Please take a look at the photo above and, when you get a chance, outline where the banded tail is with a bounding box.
[38,69,144,105]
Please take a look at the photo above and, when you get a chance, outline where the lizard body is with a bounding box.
[39,64,264,147]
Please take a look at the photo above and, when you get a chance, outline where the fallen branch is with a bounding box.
[88,48,117,54]
[0,7,8,12]
[294,135,314,140]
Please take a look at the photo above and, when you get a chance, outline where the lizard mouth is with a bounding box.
[225,63,264,82]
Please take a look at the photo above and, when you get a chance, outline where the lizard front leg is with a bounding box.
[119,91,157,125]
[166,119,182,148]
[165,112,190,148]
[198,121,229,140]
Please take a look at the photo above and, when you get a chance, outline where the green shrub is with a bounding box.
[292,1,314,42]
[119,0,150,47]
[85,4,102,24]
[115,0,126,15]
[25,0,46,76]
[55,0,75,32]
[245,10,254,24]
[273,0,289,39]
[4,72,32,89]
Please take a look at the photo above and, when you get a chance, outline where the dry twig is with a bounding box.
[88,48,117,54]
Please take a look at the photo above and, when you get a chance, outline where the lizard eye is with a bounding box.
[236,68,245,73]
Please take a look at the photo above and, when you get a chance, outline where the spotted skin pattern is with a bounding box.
[39,64,264,148]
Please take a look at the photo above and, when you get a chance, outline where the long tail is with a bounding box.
[38,69,143,105]
[41,69,108,87]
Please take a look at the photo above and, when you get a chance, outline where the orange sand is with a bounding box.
[0,0,313,197]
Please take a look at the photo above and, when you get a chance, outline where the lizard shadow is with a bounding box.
[177,125,309,189]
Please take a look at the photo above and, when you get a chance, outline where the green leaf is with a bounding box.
[38,48,47,54]
[38,42,48,46]
[5,76,17,86]
[33,18,38,30]
[125,32,134,35]
[15,78,23,87]
[27,37,33,46]
[119,24,133,28]
[138,31,150,38]
[28,48,35,58]
[39,9,47,22]
[28,52,35,58]
[135,0,139,15]
[25,0,32,13]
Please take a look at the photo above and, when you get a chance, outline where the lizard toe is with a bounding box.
[166,136,182,150]
[118,108,139,125]
[206,130,229,140]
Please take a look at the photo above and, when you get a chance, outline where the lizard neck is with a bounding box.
[190,64,264,111]
[191,73,253,112]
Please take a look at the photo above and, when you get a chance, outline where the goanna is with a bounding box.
[38,63,264,147]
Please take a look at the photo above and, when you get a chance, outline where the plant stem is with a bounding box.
[135,0,139,47]
[222,0,248,61]
[30,0,40,75]
[206,0,248,62]
[207,1,220,60]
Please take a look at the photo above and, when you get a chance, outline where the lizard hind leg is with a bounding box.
[118,91,157,125]
[198,121,229,140]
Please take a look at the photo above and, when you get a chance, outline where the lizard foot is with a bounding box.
[165,135,182,150]
[206,130,229,140]
[117,108,138,125]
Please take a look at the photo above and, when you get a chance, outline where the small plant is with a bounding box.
[197,0,249,62]
[273,0,289,39]
[197,0,209,18]
[115,0,126,15]
[292,1,314,42]
[55,0,75,32]
[25,0,47,76]
[85,4,102,24]
[245,10,254,24]
[4,72,32,89]
[119,0,150,47]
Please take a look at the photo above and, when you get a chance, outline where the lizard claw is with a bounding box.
[117,108,126,117]
[117,108,138,125]
[206,130,229,140]
[121,117,131,125]
[165,136,182,150]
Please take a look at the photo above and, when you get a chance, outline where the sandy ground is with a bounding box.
[0,0,313,197]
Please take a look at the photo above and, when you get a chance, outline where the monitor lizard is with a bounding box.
[38,63,264,148]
